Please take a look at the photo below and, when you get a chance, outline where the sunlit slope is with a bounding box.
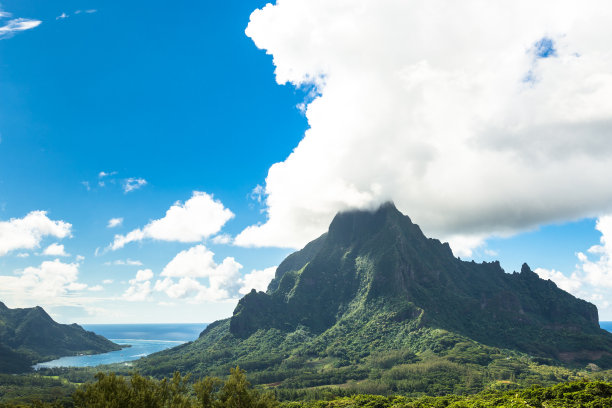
[139,203,612,392]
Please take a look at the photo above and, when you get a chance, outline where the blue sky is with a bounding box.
[1,1,611,323]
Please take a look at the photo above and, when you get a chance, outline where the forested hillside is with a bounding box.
[137,204,612,394]
[0,302,121,373]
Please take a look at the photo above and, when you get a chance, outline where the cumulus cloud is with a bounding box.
[536,214,612,317]
[238,266,276,295]
[123,269,154,301]
[575,216,612,289]
[110,192,234,250]
[153,245,278,301]
[107,217,123,228]
[236,0,612,255]
[0,211,72,257]
[155,245,243,301]
[0,10,41,39]
[105,259,143,266]
[211,234,233,245]
[123,177,147,193]
[0,259,86,302]
[43,243,69,257]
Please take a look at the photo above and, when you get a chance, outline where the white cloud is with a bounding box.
[123,280,152,302]
[88,285,103,292]
[162,245,217,278]
[123,269,154,301]
[43,243,69,257]
[237,0,612,255]
[75,255,85,262]
[576,215,612,288]
[110,192,234,250]
[211,234,233,245]
[102,279,114,284]
[154,244,243,302]
[238,266,276,295]
[123,177,147,193]
[0,12,41,39]
[56,13,68,20]
[98,171,118,187]
[535,214,612,318]
[535,267,583,293]
[250,184,265,204]
[16,252,29,258]
[154,277,203,300]
[107,217,123,228]
[105,258,143,266]
[134,268,154,282]
[0,259,86,302]
[0,211,72,256]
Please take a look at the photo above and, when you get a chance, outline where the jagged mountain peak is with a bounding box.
[228,203,608,365]
[140,204,612,385]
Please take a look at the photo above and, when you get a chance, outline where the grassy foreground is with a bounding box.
[0,367,611,407]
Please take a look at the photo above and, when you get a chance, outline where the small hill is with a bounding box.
[0,302,122,373]
[138,203,612,394]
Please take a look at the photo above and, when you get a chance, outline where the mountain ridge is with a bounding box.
[0,302,122,373]
[139,203,612,393]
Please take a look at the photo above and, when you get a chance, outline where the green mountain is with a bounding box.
[0,302,122,373]
[138,203,612,394]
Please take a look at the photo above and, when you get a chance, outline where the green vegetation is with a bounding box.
[280,380,612,407]
[136,204,612,393]
[0,370,611,407]
[0,367,277,408]
[3,204,612,406]
[0,302,121,373]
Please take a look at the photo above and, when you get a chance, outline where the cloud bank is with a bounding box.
[110,192,233,250]
[236,0,612,256]
[0,211,72,256]
[0,259,86,302]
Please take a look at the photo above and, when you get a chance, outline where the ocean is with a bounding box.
[33,323,207,369]
[33,321,612,369]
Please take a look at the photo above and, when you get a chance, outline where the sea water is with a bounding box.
[33,323,207,369]
[32,322,612,369]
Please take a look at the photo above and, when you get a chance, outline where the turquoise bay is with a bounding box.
[34,322,612,369]
[33,323,207,369]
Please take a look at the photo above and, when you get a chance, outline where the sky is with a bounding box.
[0,0,611,323]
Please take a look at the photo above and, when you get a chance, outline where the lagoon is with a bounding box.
[33,322,612,369]
[33,323,207,369]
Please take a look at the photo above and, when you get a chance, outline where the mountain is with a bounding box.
[138,203,612,394]
[0,302,122,373]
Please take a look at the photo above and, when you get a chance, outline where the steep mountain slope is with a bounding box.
[0,302,122,373]
[139,203,612,393]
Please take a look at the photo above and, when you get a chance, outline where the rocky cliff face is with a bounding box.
[230,203,604,361]
[139,203,612,384]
